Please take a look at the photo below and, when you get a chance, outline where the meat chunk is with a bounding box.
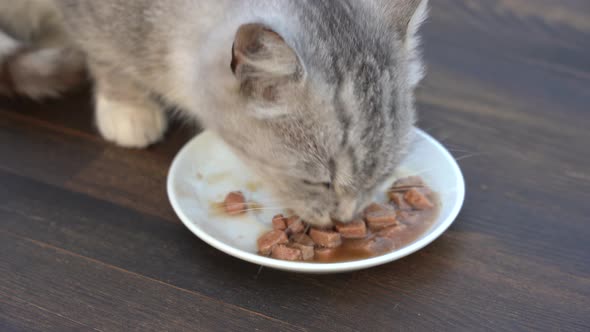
[348,236,395,256]
[287,217,305,234]
[377,224,408,239]
[309,228,342,248]
[334,219,367,239]
[389,192,412,210]
[271,244,302,261]
[404,188,434,210]
[257,230,288,255]
[364,237,395,255]
[364,203,399,230]
[271,214,287,230]
[223,191,247,215]
[286,215,299,226]
[364,203,384,215]
[393,176,424,188]
[314,248,338,261]
[291,243,315,261]
[291,233,315,247]
[397,210,421,224]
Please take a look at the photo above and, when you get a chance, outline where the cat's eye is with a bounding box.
[302,180,332,190]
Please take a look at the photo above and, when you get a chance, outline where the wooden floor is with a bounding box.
[1,1,589,331]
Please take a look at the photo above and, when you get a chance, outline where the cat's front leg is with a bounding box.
[91,64,167,148]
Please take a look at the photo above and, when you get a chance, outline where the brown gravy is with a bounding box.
[209,200,263,217]
[313,192,440,263]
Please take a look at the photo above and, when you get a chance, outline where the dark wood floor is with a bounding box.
[1,1,589,331]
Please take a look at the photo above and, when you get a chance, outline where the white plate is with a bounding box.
[167,128,465,273]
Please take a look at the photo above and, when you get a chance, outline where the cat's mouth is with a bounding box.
[303,212,334,228]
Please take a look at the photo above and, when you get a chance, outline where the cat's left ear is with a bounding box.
[377,0,428,39]
[231,24,304,102]
[371,0,428,87]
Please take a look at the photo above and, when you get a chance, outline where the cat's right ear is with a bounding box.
[231,24,303,102]
[370,0,428,87]
[375,0,428,39]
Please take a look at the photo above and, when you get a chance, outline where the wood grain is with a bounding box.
[1,0,589,331]
[0,107,194,223]
[0,232,302,332]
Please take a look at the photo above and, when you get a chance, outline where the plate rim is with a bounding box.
[167,128,465,273]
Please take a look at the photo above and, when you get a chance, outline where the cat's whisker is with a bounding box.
[254,251,273,279]
[249,197,305,206]
[249,199,300,206]
[252,203,296,208]
[435,136,454,144]
[243,206,293,212]
[243,201,298,209]
[444,142,475,150]
[247,199,291,206]
[254,265,264,280]
[387,184,425,193]
[418,124,446,133]
[454,152,487,162]
[447,147,476,154]
[400,152,487,178]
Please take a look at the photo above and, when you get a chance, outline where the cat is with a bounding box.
[0,0,86,98]
[4,0,428,227]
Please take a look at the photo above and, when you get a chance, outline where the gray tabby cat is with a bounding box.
[3,0,428,226]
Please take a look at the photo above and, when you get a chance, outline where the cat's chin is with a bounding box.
[299,213,334,229]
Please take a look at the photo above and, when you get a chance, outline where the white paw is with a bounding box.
[95,95,167,148]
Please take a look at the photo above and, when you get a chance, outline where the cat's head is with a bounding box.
[205,0,428,226]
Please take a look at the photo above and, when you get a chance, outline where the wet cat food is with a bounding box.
[393,176,424,188]
[223,191,247,215]
[389,192,412,210]
[272,214,287,230]
[286,216,305,234]
[314,248,337,261]
[377,223,408,239]
[364,203,399,231]
[403,188,434,210]
[334,219,367,239]
[254,176,439,262]
[347,236,395,256]
[271,244,303,261]
[309,228,343,248]
[291,243,315,261]
[257,230,288,255]
[291,233,315,246]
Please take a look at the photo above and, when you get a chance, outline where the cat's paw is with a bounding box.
[95,95,167,148]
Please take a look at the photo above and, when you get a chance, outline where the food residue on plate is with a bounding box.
[206,172,231,185]
[223,191,247,215]
[209,191,263,217]
[245,181,262,192]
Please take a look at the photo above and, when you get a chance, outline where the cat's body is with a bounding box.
[2,0,428,226]
[0,0,85,98]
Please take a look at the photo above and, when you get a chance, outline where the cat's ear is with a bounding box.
[231,24,303,102]
[373,0,428,87]
[380,0,428,39]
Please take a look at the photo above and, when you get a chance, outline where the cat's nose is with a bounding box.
[331,198,357,222]
[308,212,332,228]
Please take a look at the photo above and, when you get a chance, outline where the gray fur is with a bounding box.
[55,0,428,226]
[0,0,86,98]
